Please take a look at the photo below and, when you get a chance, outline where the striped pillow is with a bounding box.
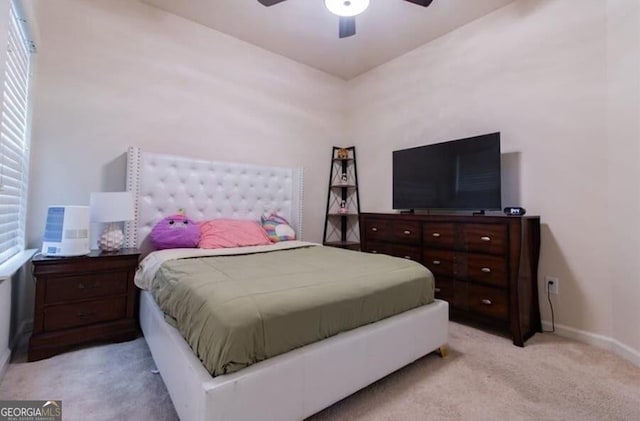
[261,213,296,242]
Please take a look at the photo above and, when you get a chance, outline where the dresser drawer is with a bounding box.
[391,221,420,245]
[44,296,127,332]
[363,218,391,241]
[434,277,453,302]
[463,223,507,255]
[462,253,508,288]
[423,222,455,249]
[362,241,390,255]
[45,272,128,304]
[423,249,454,277]
[454,281,508,321]
[363,242,420,261]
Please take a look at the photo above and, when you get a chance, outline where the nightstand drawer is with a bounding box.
[44,296,126,332]
[45,272,128,304]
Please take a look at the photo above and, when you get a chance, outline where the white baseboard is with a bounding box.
[611,339,640,367]
[542,320,640,366]
[0,347,10,384]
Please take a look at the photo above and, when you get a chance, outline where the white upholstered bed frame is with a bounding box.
[125,147,449,421]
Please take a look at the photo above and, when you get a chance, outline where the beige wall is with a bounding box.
[606,0,640,357]
[347,0,639,358]
[26,0,345,249]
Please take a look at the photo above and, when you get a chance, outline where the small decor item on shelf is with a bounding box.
[90,192,135,252]
[339,200,348,214]
[340,173,348,185]
[336,148,349,160]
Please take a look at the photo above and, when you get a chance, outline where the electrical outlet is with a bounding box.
[546,276,559,295]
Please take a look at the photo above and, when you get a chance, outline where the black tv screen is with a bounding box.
[393,133,501,211]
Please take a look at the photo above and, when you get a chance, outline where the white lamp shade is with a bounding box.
[325,0,370,17]
[90,192,135,223]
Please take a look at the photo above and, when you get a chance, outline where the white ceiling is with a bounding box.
[142,0,516,80]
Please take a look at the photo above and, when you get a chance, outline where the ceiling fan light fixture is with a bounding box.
[325,0,370,17]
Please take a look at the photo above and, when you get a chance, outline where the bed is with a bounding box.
[124,147,449,421]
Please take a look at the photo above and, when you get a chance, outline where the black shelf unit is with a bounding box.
[323,147,361,250]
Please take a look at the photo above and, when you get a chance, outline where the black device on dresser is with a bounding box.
[29,249,140,361]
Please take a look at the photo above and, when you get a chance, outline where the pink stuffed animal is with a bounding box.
[150,212,200,250]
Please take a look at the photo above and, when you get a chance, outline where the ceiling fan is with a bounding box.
[258,0,434,39]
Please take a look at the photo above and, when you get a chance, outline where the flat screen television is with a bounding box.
[393,133,501,211]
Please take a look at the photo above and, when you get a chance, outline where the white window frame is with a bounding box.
[0,0,34,268]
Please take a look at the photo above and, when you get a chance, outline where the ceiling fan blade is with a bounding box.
[257,0,287,6]
[403,0,434,7]
[339,16,356,38]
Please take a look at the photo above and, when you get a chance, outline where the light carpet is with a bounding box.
[1,322,639,421]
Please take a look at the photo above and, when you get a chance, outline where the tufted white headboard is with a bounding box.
[124,147,303,251]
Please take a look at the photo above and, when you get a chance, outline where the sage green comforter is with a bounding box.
[150,246,434,376]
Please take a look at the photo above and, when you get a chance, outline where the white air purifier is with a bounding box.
[41,206,90,257]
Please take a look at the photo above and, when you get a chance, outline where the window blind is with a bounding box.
[0,2,32,265]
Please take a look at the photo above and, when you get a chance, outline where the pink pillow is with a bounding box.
[198,219,272,249]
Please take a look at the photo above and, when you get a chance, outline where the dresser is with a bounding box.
[29,249,140,361]
[360,213,541,346]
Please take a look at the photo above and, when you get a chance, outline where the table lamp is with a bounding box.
[90,192,134,252]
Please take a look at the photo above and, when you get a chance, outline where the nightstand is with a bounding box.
[28,249,140,361]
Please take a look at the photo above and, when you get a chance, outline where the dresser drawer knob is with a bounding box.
[77,310,97,319]
[432,233,441,238]
[435,287,441,293]
[481,267,492,273]
[481,299,492,305]
[371,227,378,232]
[77,282,99,290]
[404,256,412,260]
[403,230,411,235]
[432,260,441,265]
[481,236,491,242]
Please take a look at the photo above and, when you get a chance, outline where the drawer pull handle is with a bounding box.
[403,230,411,235]
[78,283,99,290]
[432,260,441,265]
[77,310,97,319]
[481,267,492,273]
[481,236,491,242]
[404,256,412,260]
[371,250,378,254]
[432,233,441,238]
[371,227,378,232]
[435,288,441,293]
[481,299,492,305]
